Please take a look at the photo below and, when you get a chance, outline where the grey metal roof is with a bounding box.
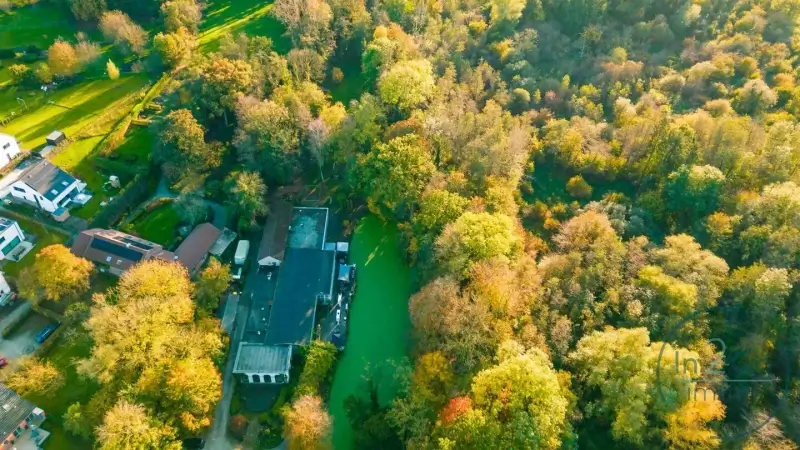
[265,248,336,345]
[233,343,292,373]
[17,159,76,200]
[0,384,35,438]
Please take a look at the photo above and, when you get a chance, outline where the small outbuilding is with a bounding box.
[45,131,65,146]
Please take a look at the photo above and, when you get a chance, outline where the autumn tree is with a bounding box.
[96,401,181,450]
[99,11,148,54]
[283,395,333,450]
[566,175,593,199]
[437,341,569,449]
[2,357,64,396]
[225,171,268,230]
[569,327,724,447]
[435,212,521,277]
[154,27,195,68]
[193,257,231,312]
[156,109,221,181]
[106,59,120,80]
[199,56,254,125]
[48,40,79,76]
[664,165,725,228]
[18,244,94,304]
[80,260,224,434]
[161,0,202,33]
[378,59,436,114]
[272,0,334,57]
[354,134,435,218]
[295,341,337,398]
[233,96,300,183]
[70,0,107,20]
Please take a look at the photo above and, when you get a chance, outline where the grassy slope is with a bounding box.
[0,4,80,49]
[1,75,149,149]
[198,0,289,53]
[328,215,412,450]
[130,202,181,247]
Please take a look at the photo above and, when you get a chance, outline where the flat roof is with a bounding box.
[287,207,329,250]
[233,343,292,373]
[265,248,336,345]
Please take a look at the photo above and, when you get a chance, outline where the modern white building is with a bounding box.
[0,134,22,169]
[5,159,90,220]
[0,217,26,261]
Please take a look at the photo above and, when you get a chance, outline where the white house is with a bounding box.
[0,134,21,169]
[6,159,90,220]
[0,217,26,261]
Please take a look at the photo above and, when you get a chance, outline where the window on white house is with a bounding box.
[2,143,9,149]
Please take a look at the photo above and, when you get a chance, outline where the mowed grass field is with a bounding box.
[0,4,84,49]
[199,0,289,53]
[1,75,149,149]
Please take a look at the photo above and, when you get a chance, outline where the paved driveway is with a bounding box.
[0,312,53,361]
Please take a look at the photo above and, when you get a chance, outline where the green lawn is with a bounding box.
[130,202,181,247]
[328,215,412,450]
[199,0,289,53]
[0,4,80,49]
[26,332,98,450]
[112,126,153,164]
[1,75,149,150]
[0,215,69,277]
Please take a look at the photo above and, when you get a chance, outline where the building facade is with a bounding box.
[0,135,21,170]
[0,218,25,261]
[233,343,292,385]
[0,384,47,450]
[6,159,89,218]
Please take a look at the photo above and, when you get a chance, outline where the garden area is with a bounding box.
[127,200,181,248]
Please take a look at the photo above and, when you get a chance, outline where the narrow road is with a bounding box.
[206,229,265,450]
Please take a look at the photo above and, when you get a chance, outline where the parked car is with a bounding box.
[0,358,8,369]
[35,322,60,344]
[182,437,206,449]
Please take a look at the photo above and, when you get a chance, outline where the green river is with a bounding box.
[328,215,412,449]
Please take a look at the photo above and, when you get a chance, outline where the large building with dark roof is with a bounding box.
[72,223,222,276]
[265,247,336,345]
[239,207,336,385]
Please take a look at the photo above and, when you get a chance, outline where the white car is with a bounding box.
[267,272,272,280]
[335,310,341,323]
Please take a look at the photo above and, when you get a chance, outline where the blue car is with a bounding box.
[35,323,60,344]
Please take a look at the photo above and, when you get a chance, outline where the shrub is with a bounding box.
[331,67,343,84]
[566,175,593,199]
[228,414,248,441]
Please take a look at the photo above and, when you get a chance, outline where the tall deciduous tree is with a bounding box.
[160,0,202,33]
[225,171,268,230]
[18,244,94,304]
[156,109,221,181]
[272,0,335,57]
[193,257,231,312]
[99,10,148,54]
[97,401,181,450]
[378,59,436,114]
[284,395,333,450]
[354,134,435,218]
[2,357,64,396]
[435,212,521,277]
[48,40,79,76]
